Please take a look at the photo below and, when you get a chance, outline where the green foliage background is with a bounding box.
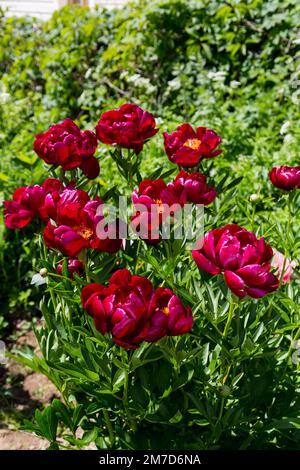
[2,0,298,320]
[0,0,300,450]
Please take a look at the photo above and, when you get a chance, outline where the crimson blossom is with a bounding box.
[43,188,122,257]
[144,287,193,342]
[131,173,217,243]
[192,224,279,298]
[269,166,300,191]
[34,118,99,179]
[81,269,193,349]
[167,170,217,205]
[132,178,186,213]
[163,123,222,167]
[56,258,84,279]
[95,103,159,155]
[131,178,184,244]
[3,178,62,229]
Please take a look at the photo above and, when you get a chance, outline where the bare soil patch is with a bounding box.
[0,321,60,450]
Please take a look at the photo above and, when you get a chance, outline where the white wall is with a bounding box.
[0,1,59,20]
[0,0,129,19]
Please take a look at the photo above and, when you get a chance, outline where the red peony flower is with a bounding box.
[79,155,100,179]
[132,178,185,212]
[43,188,122,257]
[81,269,154,349]
[34,118,99,179]
[145,287,193,342]
[192,224,279,298]
[131,178,184,243]
[56,258,84,278]
[95,103,159,155]
[81,269,193,349]
[167,170,217,205]
[38,178,64,222]
[3,178,62,229]
[269,166,300,191]
[163,124,222,167]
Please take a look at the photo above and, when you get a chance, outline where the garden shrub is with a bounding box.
[4,100,300,450]
[0,0,300,449]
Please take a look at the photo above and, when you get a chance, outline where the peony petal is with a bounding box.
[80,156,100,179]
[192,251,221,275]
[224,271,247,297]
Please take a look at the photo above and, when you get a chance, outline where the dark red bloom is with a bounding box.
[81,269,193,349]
[132,178,185,212]
[131,178,184,243]
[38,179,64,222]
[56,258,84,278]
[81,269,153,349]
[192,224,279,298]
[95,103,159,155]
[269,166,300,191]
[145,287,193,342]
[79,156,100,179]
[43,188,122,257]
[163,124,222,167]
[3,178,62,229]
[167,170,217,205]
[34,118,99,179]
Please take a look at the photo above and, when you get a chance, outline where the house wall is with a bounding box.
[0,0,129,19]
[0,0,59,19]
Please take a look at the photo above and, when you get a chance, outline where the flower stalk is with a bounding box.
[223,295,238,338]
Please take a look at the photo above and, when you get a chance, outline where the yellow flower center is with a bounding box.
[183,138,201,150]
[155,199,164,214]
[162,306,169,316]
[77,225,93,240]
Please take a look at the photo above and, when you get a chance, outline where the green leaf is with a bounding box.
[52,362,99,382]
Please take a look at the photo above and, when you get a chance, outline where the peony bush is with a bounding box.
[3,103,300,450]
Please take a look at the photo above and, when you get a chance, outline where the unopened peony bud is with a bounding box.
[39,268,48,278]
[218,385,231,397]
[249,194,261,203]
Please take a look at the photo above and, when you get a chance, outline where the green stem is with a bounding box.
[123,366,129,407]
[287,192,292,246]
[122,352,137,432]
[78,249,90,282]
[49,287,57,313]
[102,409,115,448]
[223,296,237,338]
[279,191,293,286]
[236,309,241,345]
[217,398,225,423]
[59,168,69,186]
[210,397,225,445]
[251,204,256,232]
[133,239,142,274]
[117,148,139,189]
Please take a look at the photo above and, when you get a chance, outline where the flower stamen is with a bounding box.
[76,225,93,240]
[183,138,201,150]
[162,306,169,316]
